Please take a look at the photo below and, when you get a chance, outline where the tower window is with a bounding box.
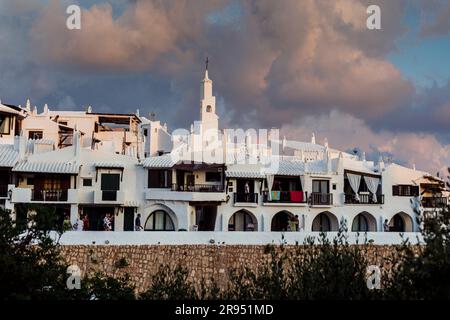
[206,105,212,113]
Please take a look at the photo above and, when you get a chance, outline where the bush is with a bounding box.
[140,264,197,300]
[225,231,374,300]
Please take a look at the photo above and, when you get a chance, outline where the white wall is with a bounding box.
[55,231,423,245]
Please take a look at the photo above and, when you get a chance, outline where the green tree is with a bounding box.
[0,206,68,299]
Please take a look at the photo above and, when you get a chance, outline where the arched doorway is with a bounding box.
[312,211,338,232]
[228,210,257,231]
[271,211,294,231]
[144,210,175,231]
[352,212,377,232]
[389,212,413,232]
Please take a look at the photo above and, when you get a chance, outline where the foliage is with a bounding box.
[224,230,373,300]
[0,206,68,299]
[140,264,197,300]
[68,273,136,300]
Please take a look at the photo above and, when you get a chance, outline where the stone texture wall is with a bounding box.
[60,244,409,293]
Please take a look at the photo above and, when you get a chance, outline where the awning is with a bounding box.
[94,162,125,169]
[226,164,265,179]
[123,200,140,207]
[0,145,19,167]
[173,162,224,171]
[13,161,80,174]
[142,155,175,168]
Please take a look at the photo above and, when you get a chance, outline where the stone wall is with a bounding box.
[60,244,409,293]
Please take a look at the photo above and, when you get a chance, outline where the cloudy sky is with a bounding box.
[0,0,450,173]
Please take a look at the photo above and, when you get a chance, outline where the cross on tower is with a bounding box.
[205,57,209,70]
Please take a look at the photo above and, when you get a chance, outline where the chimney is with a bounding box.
[73,129,81,163]
[16,131,27,160]
[337,152,344,173]
[377,156,385,171]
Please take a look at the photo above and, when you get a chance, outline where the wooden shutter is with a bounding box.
[148,170,159,188]
[412,186,420,197]
[392,185,399,196]
[166,170,172,188]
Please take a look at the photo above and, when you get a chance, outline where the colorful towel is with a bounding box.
[290,191,303,203]
[271,191,281,201]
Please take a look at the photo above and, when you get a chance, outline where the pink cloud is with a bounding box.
[280,110,450,174]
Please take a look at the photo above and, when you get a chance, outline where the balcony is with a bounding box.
[102,190,118,201]
[422,197,448,208]
[233,193,258,206]
[10,188,78,203]
[344,193,385,205]
[310,192,333,206]
[145,184,226,202]
[94,190,124,204]
[32,189,68,202]
[171,183,224,192]
[0,185,8,198]
[262,191,307,205]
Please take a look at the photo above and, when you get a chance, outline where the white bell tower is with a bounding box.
[200,57,218,133]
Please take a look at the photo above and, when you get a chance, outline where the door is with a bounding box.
[84,207,115,231]
[123,208,135,231]
[186,174,195,191]
[176,171,184,190]
[312,180,330,205]
[101,173,120,201]
[196,206,217,231]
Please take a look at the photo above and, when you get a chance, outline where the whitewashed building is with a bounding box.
[0,66,448,237]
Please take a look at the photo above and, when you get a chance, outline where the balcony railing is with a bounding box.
[32,189,68,202]
[310,192,333,206]
[234,193,258,204]
[0,185,8,197]
[262,191,307,203]
[422,197,448,208]
[171,184,224,192]
[344,193,385,205]
[102,190,117,201]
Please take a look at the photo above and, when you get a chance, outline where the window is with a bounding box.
[205,172,221,182]
[0,114,11,135]
[352,214,369,232]
[59,121,68,126]
[28,130,43,140]
[143,129,148,137]
[144,210,175,231]
[392,185,419,197]
[206,105,212,112]
[358,179,369,193]
[148,169,172,188]
[101,174,120,191]
[312,180,329,194]
[27,177,34,186]
[83,178,93,187]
